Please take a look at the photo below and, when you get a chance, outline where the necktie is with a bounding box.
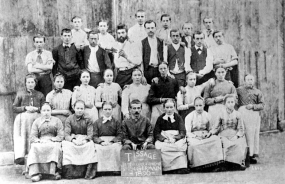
[207,30,212,37]
[168,117,171,123]
[55,88,62,93]
[64,45,69,51]
[36,54,43,64]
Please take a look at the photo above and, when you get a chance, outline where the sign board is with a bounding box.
[121,149,162,177]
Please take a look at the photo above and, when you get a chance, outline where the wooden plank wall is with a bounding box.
[116,0,284,131]
[0,0,113,152]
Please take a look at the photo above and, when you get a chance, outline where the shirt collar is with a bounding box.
[195,45,203,50]
[159,75,169,82]
[163,114,175,123]
[102,116,112,124]
[89,45,98,50]
[63,43,71,47]
[172,43,180,50]
[130,114,141,122]
[226,108,234,114]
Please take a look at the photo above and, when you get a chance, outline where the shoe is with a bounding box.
[174,168,189,174]
[250,157,257,164]
[54,172,61,180]
[31,174,42,182]
[240,165,246,171]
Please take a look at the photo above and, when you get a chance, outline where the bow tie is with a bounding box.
[55,88,63,93]
[37,50,43,55]
[163,114,175,123]
[102,116,112,124]
[197,48,202,52]
[76,115,84,121]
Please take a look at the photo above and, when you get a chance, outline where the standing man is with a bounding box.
[156,14,172,45]
[190,31,214,85]
[211,30,238,86]
[164,29,191,87]
[202,17,217,49]
[128,9,147,43]
[82,30,112,88]
[142,20,164,84]
[52,28,83,91]
[181,22,195,48]
[113,24,143,88]
[25,34,54,96]
[122,99,155,150]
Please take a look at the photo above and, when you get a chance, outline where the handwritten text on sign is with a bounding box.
[121,149,162,177]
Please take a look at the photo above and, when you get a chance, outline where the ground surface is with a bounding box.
[1,132,284,184]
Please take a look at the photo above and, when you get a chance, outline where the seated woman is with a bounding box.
[46,73,72,124]
[204,66,236,128]
[122,68,151,120]
[27,102,63,182]
[72,70,98,122]
[95,69,122,122]
[93,102,123,172]
[62,100,97,179]
[154,99,188,174]
[185,97,224,170]
[13,73,45,165]
[177,72,214,120]
[210,94,247,170]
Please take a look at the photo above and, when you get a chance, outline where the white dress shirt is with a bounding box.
[87,45,100,72]
[128,23,147,43]
[113,40,142,70]
[147,37,159,66]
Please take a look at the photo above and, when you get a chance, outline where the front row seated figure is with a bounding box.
[93,102,123,172]
[185,97,224,170]
[27,102,63,182]
[154,99,188,174]
[122,99,155,150]
[210,94,247,170]
[62,100,97,179]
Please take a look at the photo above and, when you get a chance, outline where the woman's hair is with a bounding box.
[223,94,236,104]
[103,68,114,76]
[214,65,227,72]
[74,100,86,108]
[80,69,91,78]
[132,67,143,75]
[102,101,113,109]
[40,102,52,111]
[53,72,65,82]
[25,73,38,85]
[186,72,196,80]
[163,99,176,108]
[194,96,205,105]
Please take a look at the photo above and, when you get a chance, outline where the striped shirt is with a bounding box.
[237,85,264,111]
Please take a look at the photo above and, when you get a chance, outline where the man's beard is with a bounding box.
[117,36,128,43]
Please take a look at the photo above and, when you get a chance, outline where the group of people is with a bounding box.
[12,9,265,182]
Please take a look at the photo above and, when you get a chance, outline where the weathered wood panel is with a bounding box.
[0,0,113,154]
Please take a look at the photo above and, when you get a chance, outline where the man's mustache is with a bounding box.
[135,112,139,115]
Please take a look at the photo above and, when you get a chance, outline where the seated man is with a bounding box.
[154,99,188,174]
[147,62,179,126]
[122,99,155,150]
[93,102,123,172]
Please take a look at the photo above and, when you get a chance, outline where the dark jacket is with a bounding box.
[181,36,195,48]
[142,37,164,70]
[52,43,83,78]
[82,46,112,76]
